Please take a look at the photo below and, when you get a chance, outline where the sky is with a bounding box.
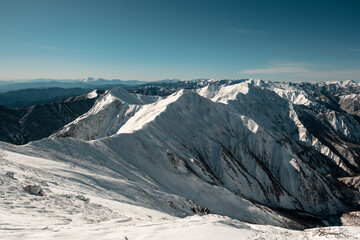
[0,0,359,82]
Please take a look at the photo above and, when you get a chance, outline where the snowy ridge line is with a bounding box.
[50,88,161,140]
[46,82,360,219]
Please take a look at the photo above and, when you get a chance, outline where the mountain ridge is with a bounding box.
[49,81,360,227]
[1,79,360,232]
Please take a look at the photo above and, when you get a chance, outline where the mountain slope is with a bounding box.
[52,84,360,226]
[0,87,96,107]
[52,88,160,140]
[0,90,103,144]
[2,145,359,239]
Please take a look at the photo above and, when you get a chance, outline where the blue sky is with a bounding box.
[0,0,359,82]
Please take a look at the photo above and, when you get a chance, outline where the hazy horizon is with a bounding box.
[1,77,359,85]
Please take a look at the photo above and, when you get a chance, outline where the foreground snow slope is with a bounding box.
[2,134,292,226]
[1,144,360,240]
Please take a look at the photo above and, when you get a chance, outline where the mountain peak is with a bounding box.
[323,79,358,87]
[80,77,96,82]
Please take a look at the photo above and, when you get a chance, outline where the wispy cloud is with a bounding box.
[239,62,360,81]
[348,48,360,52]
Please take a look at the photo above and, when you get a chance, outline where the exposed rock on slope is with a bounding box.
[0,90,103,144]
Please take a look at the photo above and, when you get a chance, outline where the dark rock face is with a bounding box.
[298,80,360,117]
[0,90,103,145]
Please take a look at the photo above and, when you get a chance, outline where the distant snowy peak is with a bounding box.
[86,90,100,99]
[81,77,97,82]
[197,82,250,103]
[108,87,160,105]
[267,84,315,106]
[80,77,119,83]
[78,77,146,86]
[195,79,314,106]
[322,79,359,88]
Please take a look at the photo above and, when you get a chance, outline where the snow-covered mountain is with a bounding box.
[1,79,360,238]
[51,80,360,222]
[55,81,359,205]
[52,88,161,141]
[0,90,103,144]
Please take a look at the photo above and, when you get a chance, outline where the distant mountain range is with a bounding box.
[0,78,146,93]
[0,78,146,107]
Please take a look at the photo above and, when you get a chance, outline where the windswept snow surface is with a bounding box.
[1,145,360,240]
